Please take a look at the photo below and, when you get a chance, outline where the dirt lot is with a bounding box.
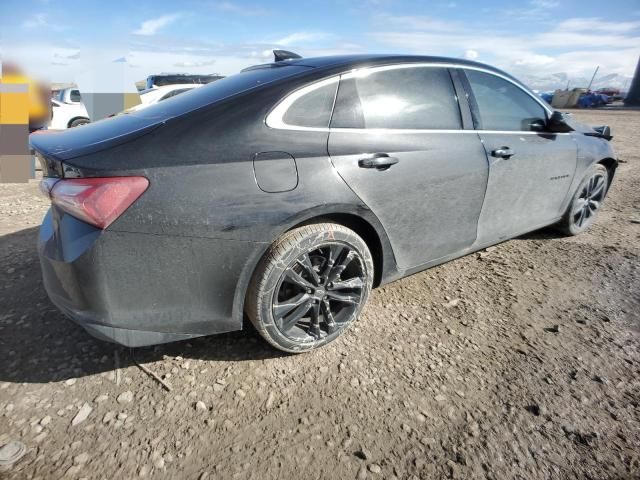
[1,109,639,480]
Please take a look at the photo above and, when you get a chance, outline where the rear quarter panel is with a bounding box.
[57,81,399,327]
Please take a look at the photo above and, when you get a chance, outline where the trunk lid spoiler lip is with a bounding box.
[29,116,166,163]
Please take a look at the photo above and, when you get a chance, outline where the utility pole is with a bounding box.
[587,66,599,91]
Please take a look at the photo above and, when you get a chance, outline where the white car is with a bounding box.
[55,87,82,105]
[50,99,90,129]
[127,84,203,112]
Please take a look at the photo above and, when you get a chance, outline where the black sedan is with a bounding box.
[31,52,617,352]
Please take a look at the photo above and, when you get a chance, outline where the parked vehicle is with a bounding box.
[595,87,623,101]
[126,84,204,112]
[145,73,223,90]
[55,87,82,105]
[31,53,618,352]
[50,99,90,129]
[578,92,610,108]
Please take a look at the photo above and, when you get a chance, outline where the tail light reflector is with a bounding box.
[42,177,149,229]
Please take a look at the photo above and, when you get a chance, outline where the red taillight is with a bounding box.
[43,177,149,229]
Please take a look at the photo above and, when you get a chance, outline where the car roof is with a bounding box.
[254,53,533,95]
[250,54,505,75]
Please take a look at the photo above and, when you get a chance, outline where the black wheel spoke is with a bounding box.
[329,277,364,291]
[274,292,312,320]
[296,253,321,286]
[321,299,337,334]
[284,268,315,290]
[591,177,605,199]
[326,291,359,304]
[572,198,587,215]
[577,207,587,227]
[321,244,345,278]
[309,301,321,338]
[281,298,314,331]
[327,250,356,283]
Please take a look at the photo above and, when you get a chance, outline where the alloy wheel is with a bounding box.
[272,242,366,341]
[572,173,606,229]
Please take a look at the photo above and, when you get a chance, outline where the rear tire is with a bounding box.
[69,118,90,128]
[246,223,374,353]
[556,163,609,236]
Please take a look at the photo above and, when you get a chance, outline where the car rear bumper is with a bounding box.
[38,208,265,347]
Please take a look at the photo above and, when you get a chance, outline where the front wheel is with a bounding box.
[246,223,374,353]
[557,163,609,236]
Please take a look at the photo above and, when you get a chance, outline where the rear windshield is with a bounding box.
[133,65,311,120]
[148,75,223,87]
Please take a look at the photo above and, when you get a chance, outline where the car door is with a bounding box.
[327,65,489,270]
[460,69,577,244]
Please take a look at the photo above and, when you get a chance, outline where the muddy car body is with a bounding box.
[31,54,617,352]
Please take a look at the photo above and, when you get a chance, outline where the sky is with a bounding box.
[1,0,639,89]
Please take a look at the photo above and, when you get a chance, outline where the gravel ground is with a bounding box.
[0,109,638,480]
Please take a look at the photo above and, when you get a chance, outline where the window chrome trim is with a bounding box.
[265,62,554,132]
[266,76,340,131]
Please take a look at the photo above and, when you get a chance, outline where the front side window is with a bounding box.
[281,81,338,128]
[331,66,462,130]
[70,90,82,102]
[464,70,546,131]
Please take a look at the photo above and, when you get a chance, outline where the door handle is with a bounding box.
[491,147,514,159]
[358,153,399,170]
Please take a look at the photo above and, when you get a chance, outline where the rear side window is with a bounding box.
[282,81,338,128]
[464,70,546,131]
[331,66,461,130]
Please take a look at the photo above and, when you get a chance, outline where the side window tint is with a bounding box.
[282,81,338,128]
[70,90,82,102]
[465,70,546,131]
[160,89,190,101]
[331,67,461,130]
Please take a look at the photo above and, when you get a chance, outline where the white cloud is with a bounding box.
[215,1,270,15]
[504,0,559,19]
[133,14,182,36]
[53,48,80,60]
[22,13,47,29]
[514,54,555,67]
[173,58,217,68]
[274,32,328,47]
[22,13,65,31]
[374,14,461,32]
[556,17,640,33]
[464,49,479,60]
[371,15,640,80]
[530,0,559,8]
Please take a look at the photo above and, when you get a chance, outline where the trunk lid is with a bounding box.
[30,114,163,171]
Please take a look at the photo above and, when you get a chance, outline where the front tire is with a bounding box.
[557,163,609,236]
[246,223,374,353]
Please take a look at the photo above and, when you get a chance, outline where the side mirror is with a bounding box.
[529,118,547,132]
[548,111,574,133]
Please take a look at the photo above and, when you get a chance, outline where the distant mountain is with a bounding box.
[518,72,632,92]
